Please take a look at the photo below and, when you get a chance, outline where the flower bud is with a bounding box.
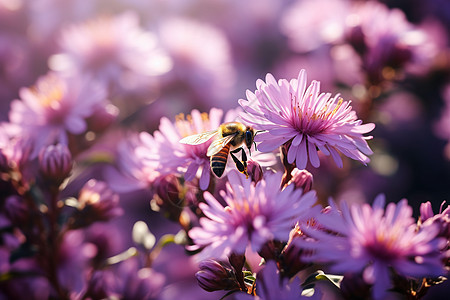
[284,168,313,192]
[4,195,29,225]
[196,260,240,292]
[70,180,123,229]
[87,103,119,132]
[419,201,434,222]
[246,160,263,183]
[340,272,371,300]
[152,174,184,222]
[38,144,72,184]
[258,240,284,262]
[84,271,114,300]
[228,253,245,274]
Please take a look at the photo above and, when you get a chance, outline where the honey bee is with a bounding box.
[180,122,256,178]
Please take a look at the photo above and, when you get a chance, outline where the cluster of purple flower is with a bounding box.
[1,0,449,299]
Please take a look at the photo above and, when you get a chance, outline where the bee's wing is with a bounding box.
[179,130,218,145]
[207,134,236,156]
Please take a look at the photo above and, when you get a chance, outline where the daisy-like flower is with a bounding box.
[49,12,172,92]
[347,1,436,84]
[8,72,108,158]
[106,132,161,193]
[239,69,375,169]
[297,195,446,300]
[138,108,224,191]
[157,17,235,107]
[188,171,317,260]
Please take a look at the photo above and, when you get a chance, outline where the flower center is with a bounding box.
[292,93,344,124]
[175,112,210,137]
[33,76,65,109]
[364,230,400,262]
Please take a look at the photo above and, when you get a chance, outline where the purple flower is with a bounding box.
[112,258,165,300]
[57,230,97,296]
[106,132,161,193]
[189,170,317,260]
[70,179,123,229]
[297,195,446,300]
[0,123,32,172]
[280,0,349,53]
[419,201,450,260]
[239,69,375,169]
[348,1,435,84]
[157,17,235,107]
[50,12,172,92]
[9,72,108,157]
[144,108,224,190]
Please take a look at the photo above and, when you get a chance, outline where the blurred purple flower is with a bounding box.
[189,171,317,260]
[77,179,123,222]
[106,132,161,193]
[280,0,349,53]
[239,69,375,169]
[50,12,172,92]
[57,230,97,296]
[28,0,96,46]
[142,108,224,190]
[8,72,108,157]
[158,17,235,107]
[4,195,28,225]
[0,123,32,172]
[297,195,446,300]
[419,201,450,264]
[0,33,33,118]
[347,1,436,83]
[112,258,165,300]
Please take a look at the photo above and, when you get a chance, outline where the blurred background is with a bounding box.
[1,0,449,299]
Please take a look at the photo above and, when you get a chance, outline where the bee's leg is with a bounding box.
[230,151,245,173]
[231,148,248,178]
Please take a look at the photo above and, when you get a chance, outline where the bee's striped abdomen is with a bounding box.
[210,143,230,178]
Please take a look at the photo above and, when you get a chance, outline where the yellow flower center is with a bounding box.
[32,75,65,109]
[175,112,210,137]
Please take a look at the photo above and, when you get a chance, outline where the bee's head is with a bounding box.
[244,127,255,153]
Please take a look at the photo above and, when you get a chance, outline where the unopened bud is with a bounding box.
[246,160,263,183]
[228,253,245,274]
[340,272,371,299]
[4,195,28,225]
[84,271,113,299]
[87,103,119,132]
[419,201,434,223]
[38,144,72,184]
[258,240,284,262]
[284,168,313,192]
[196,260,240,292]
[152,174,184,222]
[70,180,123,229]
